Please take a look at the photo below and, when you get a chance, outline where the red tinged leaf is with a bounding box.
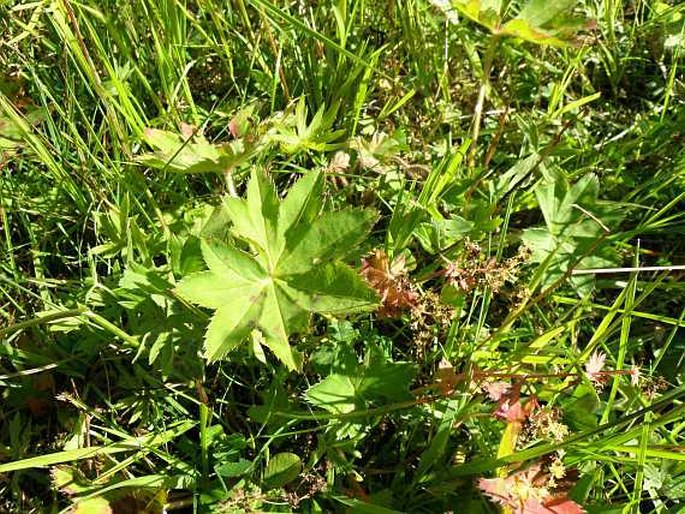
[361,249,418,318]
[229,117,240,138]
[479,463,585,514]
[542,496,586,514]
[492,381,538,424]
[497,396,539,424]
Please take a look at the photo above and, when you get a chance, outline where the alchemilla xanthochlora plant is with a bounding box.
[175,169,379,369]
[1,0,684,512]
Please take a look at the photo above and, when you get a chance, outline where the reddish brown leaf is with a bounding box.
[434,358,459,395]
[361,249,417,318]
[542,496,586,514]
[229,117,240,138]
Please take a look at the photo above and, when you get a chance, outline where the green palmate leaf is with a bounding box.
[521,172,623,294]
[272,98,346,155]
[137,127,259,174]
[305,359,415,439]
[431,0,588,46]
[175,169,379,370]
[306,347,416,415]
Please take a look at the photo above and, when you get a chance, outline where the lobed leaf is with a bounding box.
[176,170,378,369]
[175,271,256,310]
[204,291,265,362]
[277,208,378,275]
[432,0,587,46]
[284,264,379,314]
[138,127,261,174]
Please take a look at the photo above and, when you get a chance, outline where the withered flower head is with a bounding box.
[442,239,529,294]
[483,381,511,402]
[584,351,607,387]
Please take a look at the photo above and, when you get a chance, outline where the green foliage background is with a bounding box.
[1,0,684,512]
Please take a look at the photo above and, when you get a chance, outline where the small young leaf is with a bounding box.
[216,459,253,478]
[306,347,415,415]
[263,452,302,489]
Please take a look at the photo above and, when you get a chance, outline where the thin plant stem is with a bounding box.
[469,36,499,169]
